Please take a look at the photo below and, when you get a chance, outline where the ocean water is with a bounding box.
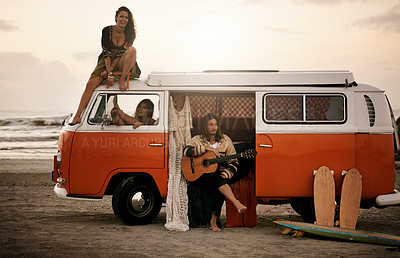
[0,109,399,160]
[0,110,69,159]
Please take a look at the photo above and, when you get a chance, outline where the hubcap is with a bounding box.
[131,192,146,212]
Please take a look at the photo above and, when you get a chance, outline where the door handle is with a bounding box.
[259,144,272,148]
[148,143,163,147]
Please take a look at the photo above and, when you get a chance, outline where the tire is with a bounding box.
[289,198,302,215]
[112,176,162,225]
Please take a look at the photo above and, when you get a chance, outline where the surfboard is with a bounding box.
[274,220,400,247]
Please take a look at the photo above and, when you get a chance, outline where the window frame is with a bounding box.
[87,93,107,125]
[262,93,347,124]
[87,93,161,126]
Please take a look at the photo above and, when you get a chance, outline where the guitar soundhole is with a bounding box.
[202,159,209,167]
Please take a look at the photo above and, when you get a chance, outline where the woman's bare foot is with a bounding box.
[238,205,247,214]
[235,202,247,214]
[211,224,222,232]
[69,116,81,125]
[107,76,114,87]
[210,214,222,232]
[119,80,127,91]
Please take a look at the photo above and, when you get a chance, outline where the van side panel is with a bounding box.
[355,134,395,199]
[69,132,166,195]
[354,91,395,198]
[256,133,355,198]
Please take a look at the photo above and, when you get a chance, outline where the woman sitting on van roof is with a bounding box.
[112,99,156,129]
[70,6,140,125]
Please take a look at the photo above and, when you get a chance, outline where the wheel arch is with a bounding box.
[104,172,161,198]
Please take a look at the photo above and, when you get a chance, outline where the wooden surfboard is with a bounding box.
[274,220,400,247]
[313,166,335,226]
[340,168,362,229]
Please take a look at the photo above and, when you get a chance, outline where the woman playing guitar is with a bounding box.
[183,113,247,232]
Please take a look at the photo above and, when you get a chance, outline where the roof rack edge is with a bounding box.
[203,70,280,73]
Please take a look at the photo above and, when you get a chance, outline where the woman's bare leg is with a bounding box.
[218,184,247,213]
[70,76,103,125]
[111,58,120,72]
[209,183,247,232]
[117,47,137,90]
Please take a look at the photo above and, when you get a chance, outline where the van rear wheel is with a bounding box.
[290,198,316,223]
[112,176,162,225]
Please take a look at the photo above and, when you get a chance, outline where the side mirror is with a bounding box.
[62,113,73,126]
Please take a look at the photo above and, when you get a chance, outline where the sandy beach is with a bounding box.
[0,159,399,257]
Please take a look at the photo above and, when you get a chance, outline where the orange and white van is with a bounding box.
[53,70,400,224]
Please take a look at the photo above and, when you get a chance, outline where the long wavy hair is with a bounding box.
[202,113,223,142]
[115,6,136,45]
[134,99,154,124]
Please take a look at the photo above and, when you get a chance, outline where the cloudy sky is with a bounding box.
[0,0,399,113]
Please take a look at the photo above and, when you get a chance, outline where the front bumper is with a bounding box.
[53,183,101,201]
[54,183,68,199]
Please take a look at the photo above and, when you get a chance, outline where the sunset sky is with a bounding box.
[0,0,399,113]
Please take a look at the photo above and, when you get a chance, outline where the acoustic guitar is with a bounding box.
[181,149,256,181]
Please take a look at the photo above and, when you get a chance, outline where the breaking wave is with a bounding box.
[0,112,70,159]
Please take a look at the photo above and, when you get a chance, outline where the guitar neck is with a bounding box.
[208,153,241,165]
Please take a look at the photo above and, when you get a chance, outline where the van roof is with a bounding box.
[93,70,382,92]
[146,70,356,87]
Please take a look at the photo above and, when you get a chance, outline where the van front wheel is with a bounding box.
[112,176,162,225]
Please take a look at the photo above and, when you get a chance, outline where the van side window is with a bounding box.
[306,96,344,121]
[109,94,160,126]
[265,95,303,121]
[87,94,160,125]
[264,94,345,123]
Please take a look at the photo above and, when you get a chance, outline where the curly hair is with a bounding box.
[115,6,136,45]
